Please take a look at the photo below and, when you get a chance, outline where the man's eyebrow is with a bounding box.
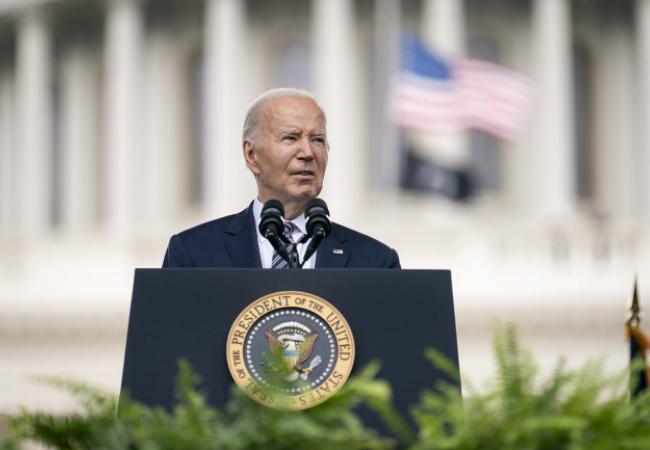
[279,128,302,135]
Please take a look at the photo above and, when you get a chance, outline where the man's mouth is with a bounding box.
[291,170,315,177]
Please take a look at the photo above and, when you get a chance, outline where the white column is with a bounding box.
[531,0,575,217]
[312,0,365,216]
[593,27,636,220]
[60,45,100,231]
[415,0,469,169]
[104,0,144,233]
[422,0,464,56]
[374,0,402,190]
[144,29,188,225]
[15,8,52,233]
[0,68,14,235]
[204,0,254,218]
[637,0,650,219]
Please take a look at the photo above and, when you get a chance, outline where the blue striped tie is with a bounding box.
[271,221,300,269]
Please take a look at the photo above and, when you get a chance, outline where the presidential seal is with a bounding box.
[226,291,355,410]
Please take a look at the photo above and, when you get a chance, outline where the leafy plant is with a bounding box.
[4,361,395,450]
[3,325,650,450]
[411,324,650,450]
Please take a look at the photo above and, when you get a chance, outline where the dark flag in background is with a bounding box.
[402,151,473,201]
[626,278,650,396]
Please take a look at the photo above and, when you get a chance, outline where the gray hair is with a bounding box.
[242,88,327,144]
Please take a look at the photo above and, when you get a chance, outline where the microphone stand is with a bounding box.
[264,227,301,269]
[288,249,300,269]
[261,198,330,269]
[297,232,325,268]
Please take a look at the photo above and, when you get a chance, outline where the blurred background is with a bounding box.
[0,0,649,412]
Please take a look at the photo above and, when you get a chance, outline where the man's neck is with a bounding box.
[257,196,307,220]
[283,202,306,220]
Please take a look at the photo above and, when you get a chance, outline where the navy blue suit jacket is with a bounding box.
[163,203,400,269]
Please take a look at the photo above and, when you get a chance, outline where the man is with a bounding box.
[163,88,400,269]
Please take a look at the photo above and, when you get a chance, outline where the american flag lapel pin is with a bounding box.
[333,248,344,255]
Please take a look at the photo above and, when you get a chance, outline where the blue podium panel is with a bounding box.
[121,269,458,424]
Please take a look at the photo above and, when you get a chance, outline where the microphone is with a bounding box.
[259,199,292,264]
[301,198,331,266]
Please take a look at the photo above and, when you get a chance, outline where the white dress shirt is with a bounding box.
[252,199,317,269]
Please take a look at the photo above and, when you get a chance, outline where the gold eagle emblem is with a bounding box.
[265,330,318,374]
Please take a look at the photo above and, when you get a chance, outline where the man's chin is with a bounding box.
[289,186,321,200]
[290,192,317,203]
[278,190,319,208]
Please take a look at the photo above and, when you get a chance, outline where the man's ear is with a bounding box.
[243,139,260,174]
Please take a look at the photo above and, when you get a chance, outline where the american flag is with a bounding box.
[390,36,531,140]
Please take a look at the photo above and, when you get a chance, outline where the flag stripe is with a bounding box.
[391,37,531,139]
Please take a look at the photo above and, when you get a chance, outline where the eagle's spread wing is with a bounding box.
[265,330,281,353]
[297,333,318,365]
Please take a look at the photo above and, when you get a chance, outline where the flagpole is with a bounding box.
[627,276,649,396]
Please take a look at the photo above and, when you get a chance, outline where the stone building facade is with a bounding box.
[0,0,649,411]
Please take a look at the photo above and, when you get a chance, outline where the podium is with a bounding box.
[121,269,459,424]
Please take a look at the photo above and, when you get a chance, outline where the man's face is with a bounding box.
[244,96,328,208]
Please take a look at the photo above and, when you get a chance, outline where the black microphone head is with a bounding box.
[262,199,284,216]
[305,198,331,237]
[259,199,285,237]
[305,198,329,216]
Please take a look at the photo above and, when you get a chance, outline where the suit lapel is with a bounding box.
[225,203,262,268]
[316,224,350,268]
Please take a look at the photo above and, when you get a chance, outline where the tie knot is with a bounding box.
[283,221,299,243]
[272,222,301,269]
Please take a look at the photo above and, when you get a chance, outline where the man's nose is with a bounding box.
[297,137,315,160]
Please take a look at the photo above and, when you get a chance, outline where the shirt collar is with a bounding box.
[252,198,307,235]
